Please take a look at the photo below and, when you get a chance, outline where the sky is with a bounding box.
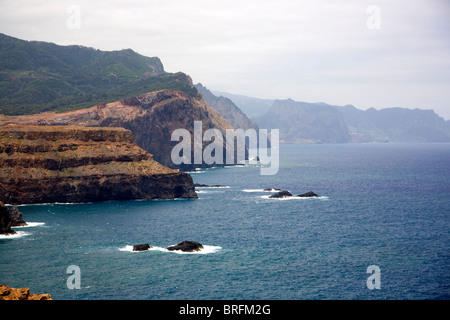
[1,0,449,119]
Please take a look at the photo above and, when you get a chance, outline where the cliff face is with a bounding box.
[0,125,197,205]
[195,83,259,131]
[0,90,236,170]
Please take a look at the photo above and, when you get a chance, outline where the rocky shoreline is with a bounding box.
[0,284,52,300]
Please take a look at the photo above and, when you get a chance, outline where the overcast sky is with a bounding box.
[1,0,449,119]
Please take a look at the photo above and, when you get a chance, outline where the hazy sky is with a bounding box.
[1,0,449,119]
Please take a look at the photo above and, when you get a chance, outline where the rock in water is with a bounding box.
[9,206,27,227]
[269,190,293,198]
[298,191,320,197]
[0,202,15,235]
[167,241,204,252]
[132,244,152,251]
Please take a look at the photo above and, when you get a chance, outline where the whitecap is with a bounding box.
[14,222,45,228]
[119,244,222,254]
[261,195,329,200]
[196,186,230,189]
[118,245,167,253]
[0,231,31,239]
[242,189,265,192]
[166,245,222,255]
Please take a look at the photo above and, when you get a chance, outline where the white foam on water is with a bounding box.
[14,222,45,228]
[243,188,284,192]
[0,231,31,239]
[118,245,167,253]
[243,189,265,192]
[119,244,222,254]
[167,245,222,255]
[260,195,329,200]
[196,186,230,189]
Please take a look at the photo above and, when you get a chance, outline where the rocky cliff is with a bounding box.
[0,125,197,204]
[195,83,259,131]
[0,90,236,171]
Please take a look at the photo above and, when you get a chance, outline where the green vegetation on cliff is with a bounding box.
[0,33,199,115]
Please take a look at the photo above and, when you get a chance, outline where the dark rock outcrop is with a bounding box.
[167,241,204,252]
[269,190,293,198]
[133,244,152,251]
[0,202,15,235]
[298,191,320,197]
[0,284,52,300]
[8,206,27,227]
[0,125,197,204]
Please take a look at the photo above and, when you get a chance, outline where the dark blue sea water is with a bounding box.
[1,143,449,300]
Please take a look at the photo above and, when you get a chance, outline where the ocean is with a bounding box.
[1,143,449,300]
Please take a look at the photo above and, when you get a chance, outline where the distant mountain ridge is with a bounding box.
[218,91,450,143]
[255,99,351,143]
[337,105,450,143]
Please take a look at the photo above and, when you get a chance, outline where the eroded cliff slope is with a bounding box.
[0,90,236,170]
[0,125,197,204]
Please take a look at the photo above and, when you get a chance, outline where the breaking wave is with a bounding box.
[260,195,329,200]
[14,222,45,228]
[0,231,31,239]
[119,244,222,254]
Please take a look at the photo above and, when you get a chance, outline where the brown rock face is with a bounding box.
[0,90,236,170]
[0,125,197,204]
[0,284,52,300]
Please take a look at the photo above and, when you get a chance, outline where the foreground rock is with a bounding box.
[167,241,204,252]
[269,190,293,198]
[0,284,52,300]
[0,125,197,204]
[298,191,320,198]
[133,244,152,251]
